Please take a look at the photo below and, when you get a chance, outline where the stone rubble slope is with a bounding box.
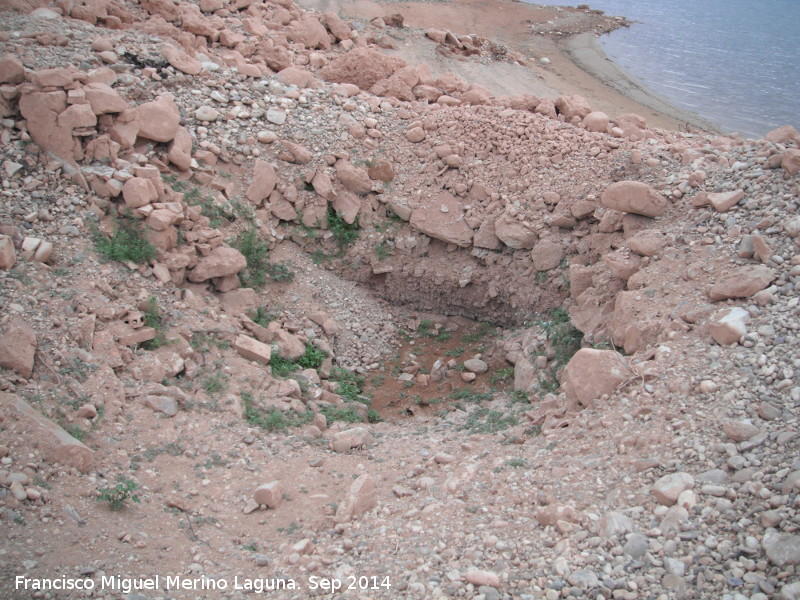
[0,1,799,600]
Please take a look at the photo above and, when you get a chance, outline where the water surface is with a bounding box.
[538,0,800,138]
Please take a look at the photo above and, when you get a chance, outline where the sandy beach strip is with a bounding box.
[294,0,720,133]
[559,32,722,133]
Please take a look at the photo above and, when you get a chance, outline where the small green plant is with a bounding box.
[233,226,270,289]
[328,207,359,247]
[464,323,495,343]
[490,366,515,385]
[297,344,328,370]
[330,367,367,404]
[319,404,361,424]
[375,241,391,260]
[270,354,300,377]
[461,408,518,434]
[278,522,301,535]
[534,307,583,394]
[417,320,433,336]
[233,227,294,288]
[203,373,227,396]
[367,408,382,423]
[242,392,313,431]
[505,458,528,468]
[92,218,157,264]
[249,306,279,328]
[449,389,492,404]
[445,346,466,358]
[65,424,86,442]
[98,477,140,510]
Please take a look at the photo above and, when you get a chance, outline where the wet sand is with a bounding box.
[295,0,719,132]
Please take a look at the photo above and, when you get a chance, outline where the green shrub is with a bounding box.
[98,477,140,510]
[318,404,361,424]
[330,367,367,404]
[242,392,312,431]
[92,218,157,264]
[328,207,359,247]
[234,227,294,288]
[297,345,328,370]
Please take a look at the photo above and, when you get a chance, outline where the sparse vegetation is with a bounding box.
[98,477,140,510]
[242,392,313,431]
[330,367,366,404]
[92,218,157,264]
[233,227,294,289]
[248,306,280,328]
[445,346,466,358]
[318,404,361,424]
[490,366,515,385]
[535,307,583,393]
[328,207,360,247]
[270,344,328,377]
[461,407,518,433]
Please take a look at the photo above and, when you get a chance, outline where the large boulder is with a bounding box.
[409,192,473,247]
[7,394,94,472]
[0,317,36,378]
[555,94,592,121]
[319,48,406,91]
[494,213,537,249]
[287,16,330,49]
[188,246,247,282]
[245,160,277,205]
[563,348,633,408]
[335,474,376,521]
[133,94,181,143]
[708,265,774,301]
[601,181,668,217]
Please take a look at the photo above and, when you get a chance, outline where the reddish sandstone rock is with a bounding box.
[167,127,193,171]
[0,55,25,84]
[765,125,800,144]
[287,16,330,49]
[782,148,800,177]
[332,190,361,224]
[555,94,592,121]
[563,348,633,408]
[57,103,97,129]
[709,265,775,301]
[188,246,247,282]
[0,317,36,378]
[405,126,426,143]
[83,82,127,114]
[19,90,78,160]
[245,160,277,204]
[582,111,609,133]
[708,189,744,212]
[134,94,180,143]
[601,181,668,217]
[652,472,694,506]
[495,213,537,249]
[367,159,394,182]
[322,12,352,41]
[335,160,372,195]
[335,474,376,521]
[8,394,94,473]
[709,307,750,345]
[279,141,312,164]
[535,99,557,119]
[0,235,15,269]
[122,177,158,208]
[530,238,564,271]
[161,44,201,76]
[31,67,76,88]
[319,48,405,91]
[627,230,669,256]
[311,172,336,201]
[409,192,473,248]
[233,334,271,365]
[254,481,282,508]
[276,66,316,88]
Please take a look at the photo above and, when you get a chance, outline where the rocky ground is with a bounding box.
[0,1,799,600]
